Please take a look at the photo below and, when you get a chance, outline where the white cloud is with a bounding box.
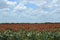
[13,3,27,12]
[0,0,8,9]
[15,4,27,10]
[0,8,10,11]
[6,1,17,6]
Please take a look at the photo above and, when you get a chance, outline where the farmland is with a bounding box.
[0,23,60,31]
[0,23,60,40]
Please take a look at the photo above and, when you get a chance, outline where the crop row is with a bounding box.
[0,30,60,40]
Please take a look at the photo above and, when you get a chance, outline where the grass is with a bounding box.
[0,29,60,40]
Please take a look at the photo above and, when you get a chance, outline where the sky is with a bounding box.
[0,0,60,23]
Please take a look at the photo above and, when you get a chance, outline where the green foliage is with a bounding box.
[0,30,60,40]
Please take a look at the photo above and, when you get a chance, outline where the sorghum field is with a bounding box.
[0,23,60,40]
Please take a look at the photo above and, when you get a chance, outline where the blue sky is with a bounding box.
[0,0,60,23]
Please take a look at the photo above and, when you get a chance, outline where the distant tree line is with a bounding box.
[0,22,60,24]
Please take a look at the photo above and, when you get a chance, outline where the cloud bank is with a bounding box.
[0,0,60,23]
